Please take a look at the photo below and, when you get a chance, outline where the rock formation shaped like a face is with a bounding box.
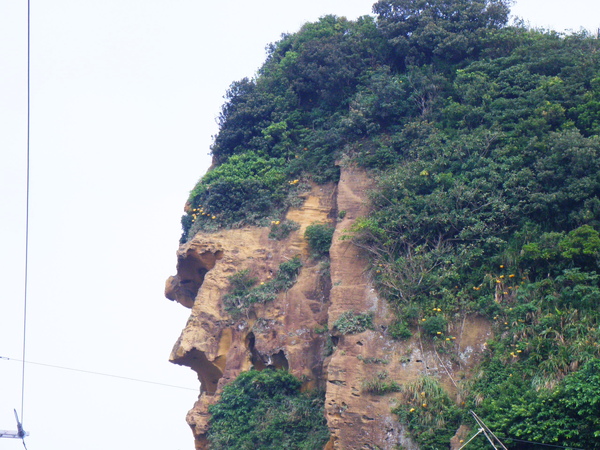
[165,167,492,450]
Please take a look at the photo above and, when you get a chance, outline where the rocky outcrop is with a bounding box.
[165,165,492,449]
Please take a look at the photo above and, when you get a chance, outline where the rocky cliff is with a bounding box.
[165,165,492,449]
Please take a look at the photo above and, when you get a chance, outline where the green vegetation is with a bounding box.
[180,0,600,446]
[393,376,462,449]
[304,223,335,257]
[208,369,330,449]
[268,219,300,240]
[361,370,401,394]
[333,311,374,334]
[223,257,302,317]
[388,320,412,341]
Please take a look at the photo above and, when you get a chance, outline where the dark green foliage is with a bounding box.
[373,0,510,67]
[304,223,335,257]
[421,315,447,337]
[471,359,600,449]
[333,311,374,334]
[208,369,330,450]
[388,320,412,340]
[223,257,302,317]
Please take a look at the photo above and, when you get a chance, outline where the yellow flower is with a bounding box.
[211,216,216,219]
[499,275,505,279]
[422,318,426,322]
[500,265,504,268]
[446,338,450,341]
[437,331,442,335]
[275,221,280,225]
[409,408,415,412]
[422,403,427,407]
[509,274,515,278]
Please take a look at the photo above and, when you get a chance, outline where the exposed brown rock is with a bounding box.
[166,166,493,449]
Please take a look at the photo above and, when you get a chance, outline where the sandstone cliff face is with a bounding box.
[165,166,491,449]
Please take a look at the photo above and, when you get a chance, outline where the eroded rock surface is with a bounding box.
[166,166,492,449]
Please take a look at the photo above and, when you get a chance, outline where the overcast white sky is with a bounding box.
[0,1,598,449]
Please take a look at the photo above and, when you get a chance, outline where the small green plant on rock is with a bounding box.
[361,370,401,394]
[269,219,300,240]
[334,311,374,334]
[305,223,335,258]
[223,257,302,317]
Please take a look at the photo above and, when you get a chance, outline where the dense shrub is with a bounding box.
[304,223,335,258]
[208,369,330,449]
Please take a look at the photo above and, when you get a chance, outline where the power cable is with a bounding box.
[506,438,583,449]
[1,356,197,392]
[21,0,31,428]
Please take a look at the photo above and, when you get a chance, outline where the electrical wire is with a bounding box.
[1,356,197,392]
[506,438,583,449]
[21,0,31,427]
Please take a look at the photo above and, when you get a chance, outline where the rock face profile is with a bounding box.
[165,166,491,449]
